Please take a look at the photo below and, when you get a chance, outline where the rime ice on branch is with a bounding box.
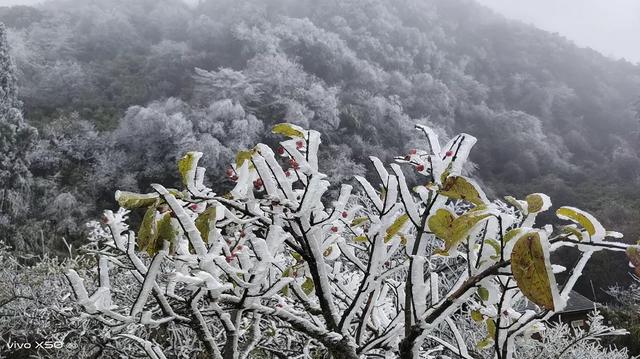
[67,123,629,358]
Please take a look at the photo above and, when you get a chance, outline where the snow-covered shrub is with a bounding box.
[515,311,629,359]
[66,124,630,358]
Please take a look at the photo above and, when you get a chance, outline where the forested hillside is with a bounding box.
[1,0,639,299]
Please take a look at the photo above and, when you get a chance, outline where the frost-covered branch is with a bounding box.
[65,123,629,358]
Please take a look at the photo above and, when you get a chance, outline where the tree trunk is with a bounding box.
[398,326,421,359]
[327,336,359,359]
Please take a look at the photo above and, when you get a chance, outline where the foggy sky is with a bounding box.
[1,0,639,64]
[477,0,640,64]
[0,0,41,6]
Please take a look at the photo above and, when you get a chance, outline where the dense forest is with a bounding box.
[1,0,639,302]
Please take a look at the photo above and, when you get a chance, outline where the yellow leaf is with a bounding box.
[478,287,489,301]
[400,235,408,246]
[154,213,178,255]
[486,318,496,337]
[195,207,217,244]
[384,214,410,243]
[138,204,158,251]
[178,152,202,187]
[476,337,493,349]
[485,239,501,255]
[626,246,640,276]
[556,207,605,239]
[439,176,487,206]
[272,123,304,138]
[504,195,525,212]
[511,232,558,310]
[503,228,523,243]
[428,208,455,240]
[350,217,369,227]
[525,193,551,213]
[431,209,492,255]
[354,235,368,243]
[560,225,584,241]
[471,310,483,322]
[115,190,159,209]
[235,149,256,168]
[323,246,333,257]
[301,277,315,295]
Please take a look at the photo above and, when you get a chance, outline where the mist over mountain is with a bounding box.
[1,0,639,298]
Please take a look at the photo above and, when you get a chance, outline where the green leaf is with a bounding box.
[556,206,605,240]
[478,287,489,301]
[301,277,315,295]
[291,252,303,262]
[272,123,305,138]
[350,216,369,227]
[485,239,501,255]
[503,228,523,244]
[476,337,493,349]
[384,214,410,243]
[471,310,484,322]
[178,152,202,187]
[138,204,159,251]
[195,207,217,244]
[511,232,558,310]
[235,149,256,169]
[354,235,368,243]
[115,190,159,209]
[439,176,487,206]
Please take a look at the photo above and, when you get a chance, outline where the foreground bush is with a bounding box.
[66,124,630,358]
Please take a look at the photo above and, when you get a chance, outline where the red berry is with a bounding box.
[226,168,235,177]
[100,214,109,224]
[277,146,285,155]
[330,226,338,233]
[225,255,235,263]
[445,151,453,157]
[409,149,417,155]
[289,159,299,169]
[189,204,198,210]
[239,231,245,238]
[230,175,238,181]
[285,170,291,177]
[253,178,263,188]
[404,155,411,161]
[416,164,425,172]
[296,140,304,149]
[341,211,348,218]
